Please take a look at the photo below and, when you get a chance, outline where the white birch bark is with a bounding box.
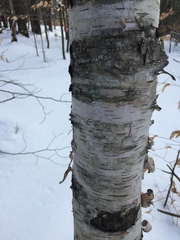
[69,0,168,239]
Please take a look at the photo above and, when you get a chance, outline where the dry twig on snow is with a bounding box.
[164,149,180,207]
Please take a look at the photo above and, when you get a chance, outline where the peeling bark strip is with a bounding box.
[90,206,140,232]
[70,0,168,239]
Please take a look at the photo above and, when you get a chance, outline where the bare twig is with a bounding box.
[0,146,70,156]
[59,159,72,184]
[0,88,70,103]
[173,58,180,63]
[158,209,180,218]
[59,140,74,184]
[167,165,180,182]
[164,149,180,207]
[0,78,70,123]
[162,169,180,182]
[158,70,176,81]
[0,129,70,165]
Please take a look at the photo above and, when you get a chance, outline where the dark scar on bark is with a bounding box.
[90,205,140,232]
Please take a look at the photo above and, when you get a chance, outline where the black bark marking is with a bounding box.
[70,44,73,56]
[69,84,73,92]
[138,36,168,66]
[70,33,168,102]
[68,64,73,78]
[153,104,162,111]
[69,112,81,129]
[71,175,88,205]
[90,206,140,232]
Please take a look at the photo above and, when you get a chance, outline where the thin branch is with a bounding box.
[0,96,16,103]
[154,185,176,224]
[173,58,180,63]
[0,78,70,123]
[0,88,70,103]
[164,149,180,207]
[158,209,180,218]
[0,146,70,156]
[167,165,180,182]
[0,79,36,92]
[10,54,29,63]
[0,65,47,72]
[0,131,70,158]
[161,168,180,182]
[161,170,171,175]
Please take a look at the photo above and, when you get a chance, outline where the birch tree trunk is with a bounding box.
[69,0,168,239]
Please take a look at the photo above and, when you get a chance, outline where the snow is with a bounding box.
[142,41,180,239]
[0,29,179,239]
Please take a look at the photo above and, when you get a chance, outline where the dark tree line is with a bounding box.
[0,0,34,39]
[160,0,180,33]
[0,0,69,44]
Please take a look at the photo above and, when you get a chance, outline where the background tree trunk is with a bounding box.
[160,0,180,32]
[12,0,29,37]
[29,0,41,34]
[0,1,8,29]
[69,0,168,239]
[11,18,17,42]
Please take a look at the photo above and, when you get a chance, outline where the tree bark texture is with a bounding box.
[69,1,168,239]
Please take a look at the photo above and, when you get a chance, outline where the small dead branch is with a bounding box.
[0,146,69,158]
[0,50,9,62]
[167,165,180,182]
[173,59,180,63]
[162,168,180,182]
[0,78,70,124]
[59,159,72,184]
[157,209,180,218]
[158,70,176,81]
[0,132,70,165]
[59,140,75,184]
[164,149,180,207]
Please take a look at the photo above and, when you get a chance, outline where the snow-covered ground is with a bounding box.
[0,28,179,240]
[142,40,180,239]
